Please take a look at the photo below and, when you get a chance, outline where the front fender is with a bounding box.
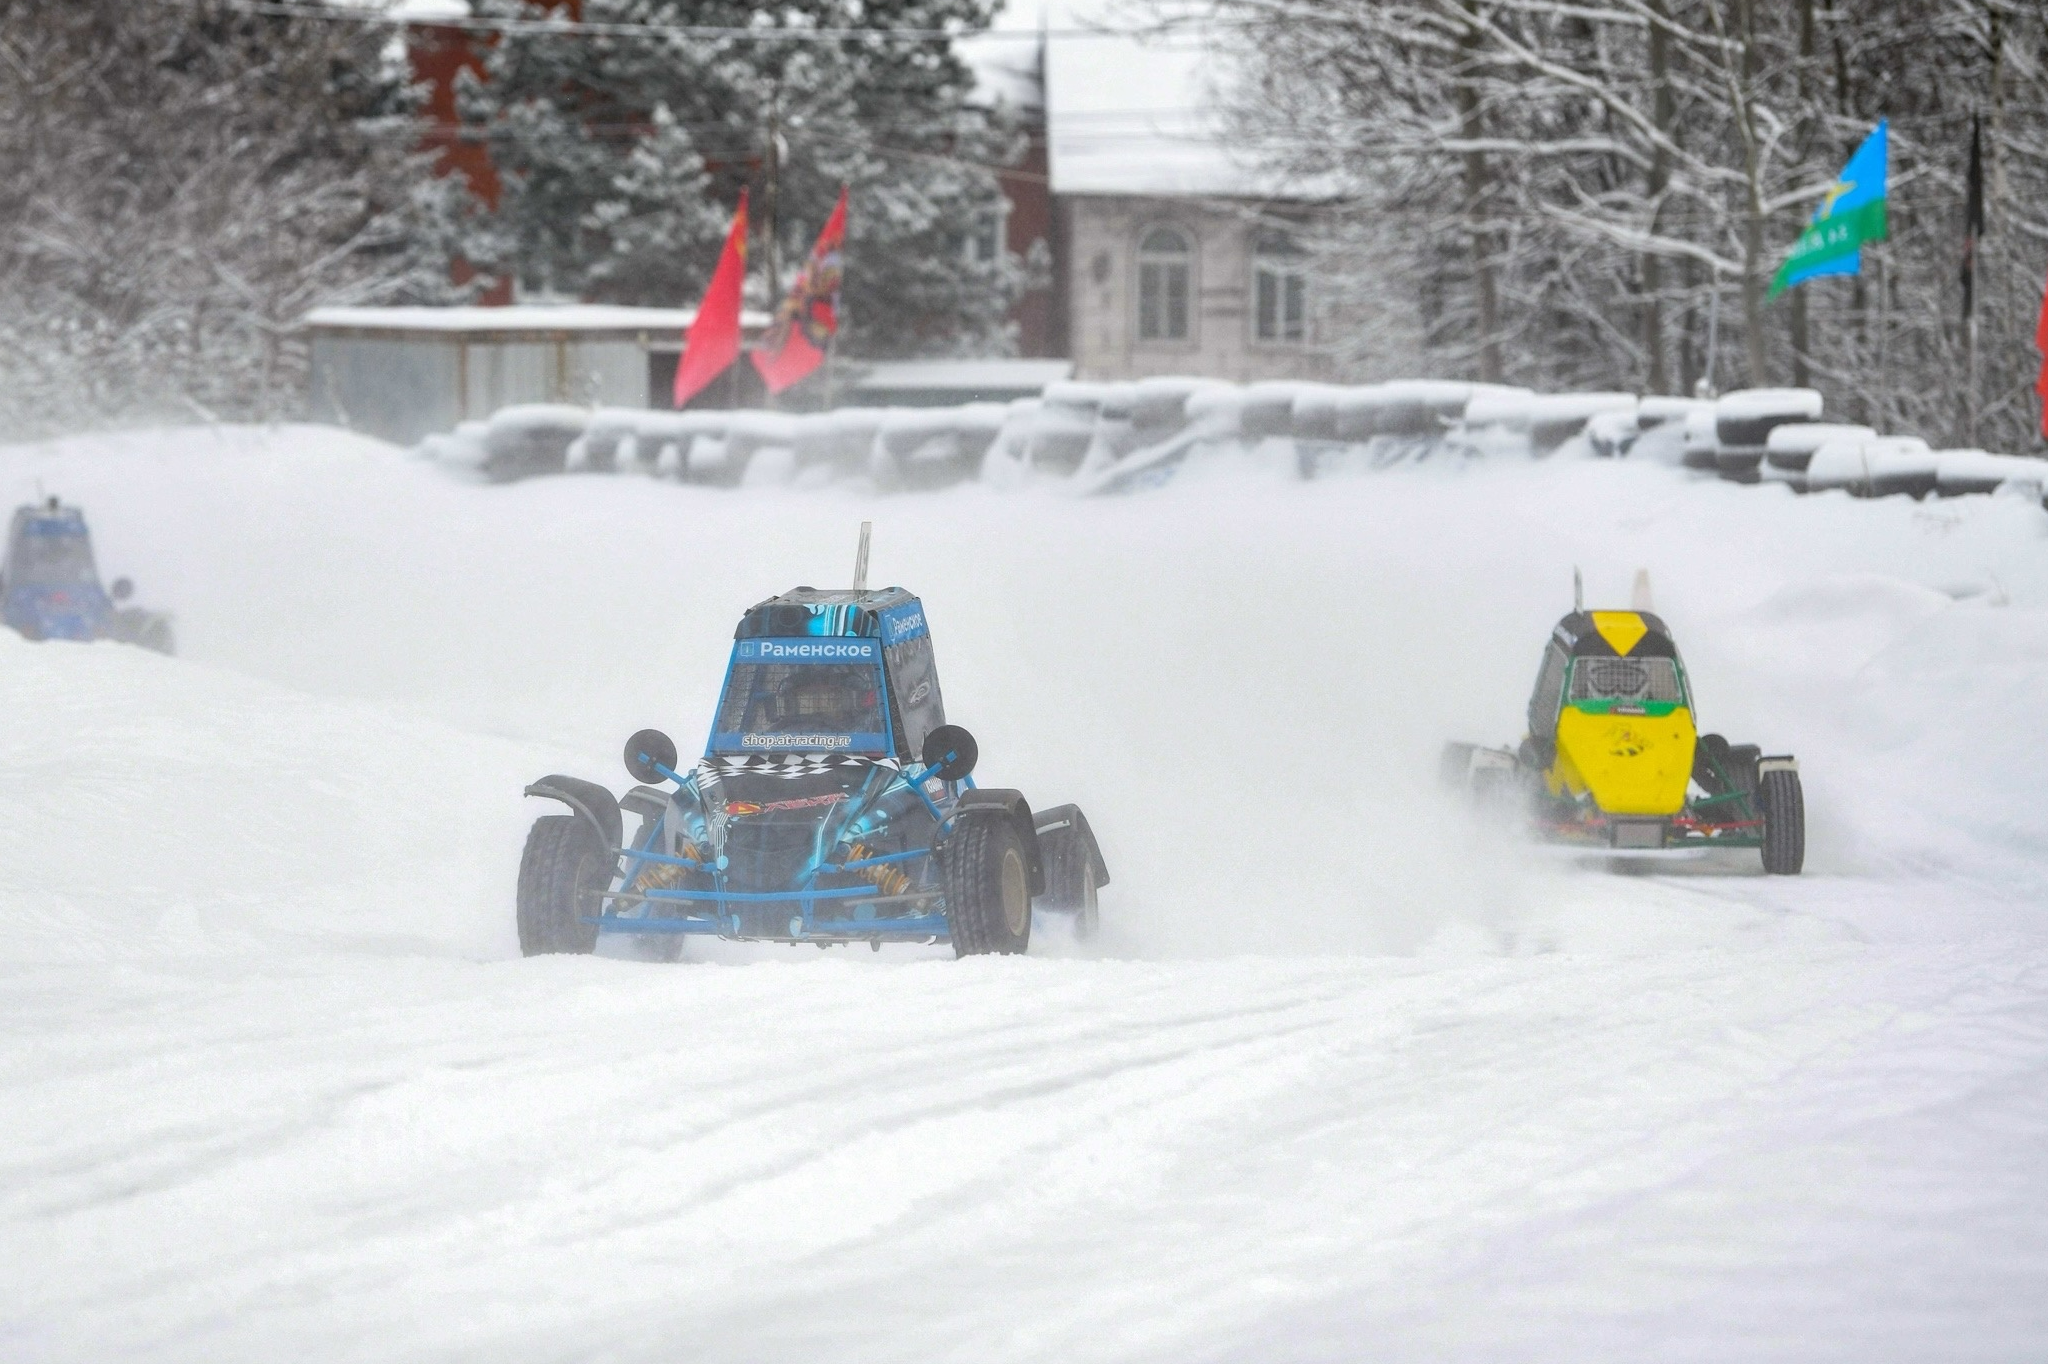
[1031,803,1110,887]
[947,787,1045,896]
[525,775,622,850]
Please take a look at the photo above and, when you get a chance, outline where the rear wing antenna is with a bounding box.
[852,520,872,592]
[1572,566,1583,613]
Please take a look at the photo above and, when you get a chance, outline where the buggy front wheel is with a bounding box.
[943,813,1033,957]
[517,814,608,955]
[1759,768,1805,875]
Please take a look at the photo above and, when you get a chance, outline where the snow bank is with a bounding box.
[1461,385,1537,430]
[476,403,590,482]
[1714,388,1825,479]
[399,377,2048,519]
[1524,391,1636,453]
[1806,435,1937,496]
[1934,448,2048,498]
[1764,421,1878,473]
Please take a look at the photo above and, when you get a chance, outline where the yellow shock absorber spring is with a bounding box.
[632,842,705,894]
[844,843,910,897]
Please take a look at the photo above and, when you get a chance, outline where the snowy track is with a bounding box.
[2,428,2045,1360]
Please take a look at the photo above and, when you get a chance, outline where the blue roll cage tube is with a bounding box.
[585,641,977,942]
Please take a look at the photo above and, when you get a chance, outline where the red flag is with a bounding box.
[673,190,748,408]
[751,188,847,394]
[2036,269,2048,439]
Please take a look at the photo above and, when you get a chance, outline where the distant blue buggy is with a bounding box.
[1,498,174,654]
[516,536,1108,959]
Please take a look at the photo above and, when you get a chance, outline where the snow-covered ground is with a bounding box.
[2,425,2046,1361]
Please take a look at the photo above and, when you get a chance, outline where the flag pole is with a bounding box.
[825,292,845,410]
[1876,248,1890,431]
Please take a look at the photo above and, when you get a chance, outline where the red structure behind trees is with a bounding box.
[405,2,585,305]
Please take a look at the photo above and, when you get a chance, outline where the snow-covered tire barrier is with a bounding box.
[415,378,2048,507]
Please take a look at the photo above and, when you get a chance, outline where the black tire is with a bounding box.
[1037,824,1100,940]
[1759,769,1805,875]
[942,813,1033,957]
[136,617,175,656]
[516,814,608,956]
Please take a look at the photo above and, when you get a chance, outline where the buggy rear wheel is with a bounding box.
[1759,769,1805,875]
[1037,822,1100,941]
[517,814,608,956]
[134,616,175,656]
[943,813,1033,957]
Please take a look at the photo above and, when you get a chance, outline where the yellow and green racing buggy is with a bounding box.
[1444,606,1806,873]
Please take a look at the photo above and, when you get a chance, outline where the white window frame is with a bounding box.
[963,199,1010,267]
[1252,228,1309,346]
[1136,225,1195,344]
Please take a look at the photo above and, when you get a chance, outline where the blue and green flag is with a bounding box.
[1769,120,1889,298]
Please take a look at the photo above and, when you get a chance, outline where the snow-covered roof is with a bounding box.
[968,0,1294,200]
[304,304,772,336]
[1044,28,1283,198]
[849,359,1073,391]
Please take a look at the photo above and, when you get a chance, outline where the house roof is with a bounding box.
[303,304,773,337]
[1045,33,1256,197]
[984,0,1294,200]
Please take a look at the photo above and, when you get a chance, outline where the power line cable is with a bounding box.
[202,0,1199,45]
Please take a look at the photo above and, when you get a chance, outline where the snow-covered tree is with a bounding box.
[0,0,456,435]
[446,0,1030,357]
[1202,0,2048,452]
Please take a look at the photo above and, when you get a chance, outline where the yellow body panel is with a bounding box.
[1551,706,1696,816]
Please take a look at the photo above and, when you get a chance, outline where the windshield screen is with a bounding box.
[1568,656,1685,705]
[711,659,889,753]
[8,527,98,587]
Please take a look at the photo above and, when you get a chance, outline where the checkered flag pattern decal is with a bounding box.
[698,754,883,781]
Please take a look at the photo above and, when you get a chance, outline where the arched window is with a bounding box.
[1253,228,1308,344]
[1137,227,1192,342]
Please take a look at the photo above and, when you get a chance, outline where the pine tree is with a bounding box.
[449,0,1028,357]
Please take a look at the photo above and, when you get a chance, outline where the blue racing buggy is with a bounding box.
[516,548,1107,959]
[1,498,174,654]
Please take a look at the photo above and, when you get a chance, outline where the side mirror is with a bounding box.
[110,577,133,602]
[920,724,978,782]
[624,728,679,783]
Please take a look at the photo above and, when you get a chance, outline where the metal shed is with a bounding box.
[842,358,1075,407]
[303,304,767,445]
